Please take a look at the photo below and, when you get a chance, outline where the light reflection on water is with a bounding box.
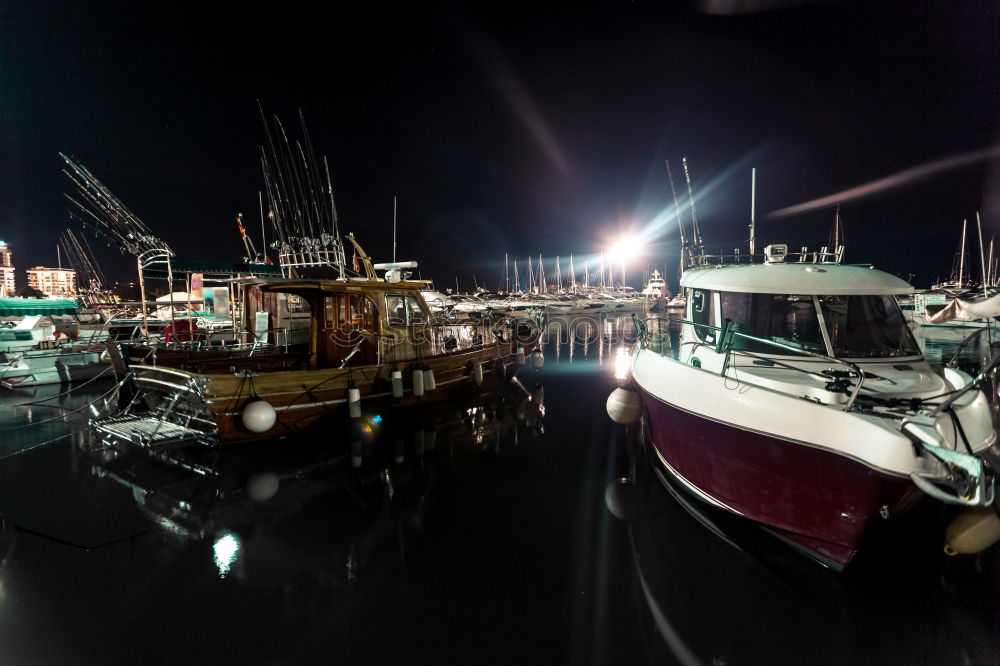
[0,316,996,664]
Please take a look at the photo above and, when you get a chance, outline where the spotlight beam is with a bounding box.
[767,144,1000,219]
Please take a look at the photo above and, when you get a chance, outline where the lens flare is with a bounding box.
[213,533,240,578]
[614,346,631,381]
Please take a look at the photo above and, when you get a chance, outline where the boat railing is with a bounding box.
[686,247,842,268]
[151,327,291,353]
[634,314,866,411]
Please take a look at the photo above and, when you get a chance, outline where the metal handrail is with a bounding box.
[686,249,843,268]
[638,315,867,411]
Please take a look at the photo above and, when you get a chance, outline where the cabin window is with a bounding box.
[325,294,377,331]
[690,289,716,342]
[719,293,825,355]
[272,292,312,346]
[386,294,428,326]
[819,295,920,358]
[286,294,309,313]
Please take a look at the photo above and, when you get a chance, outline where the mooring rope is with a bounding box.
[2,373,131,430]
[16,364,117,405]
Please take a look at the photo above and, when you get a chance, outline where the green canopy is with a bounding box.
[0,298,79,316]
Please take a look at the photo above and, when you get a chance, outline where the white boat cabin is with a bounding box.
[672,261,938,405]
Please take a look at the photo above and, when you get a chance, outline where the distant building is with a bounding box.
[27,266,77,296]
[0,240,14,296]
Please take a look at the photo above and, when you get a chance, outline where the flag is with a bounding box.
[236,215,247,240]
[353,252,360,272]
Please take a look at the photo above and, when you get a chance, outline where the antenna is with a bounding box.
[681,156,702,248]
[666,160,689,267]
[750,167,756,256]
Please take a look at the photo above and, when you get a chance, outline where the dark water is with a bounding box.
[0,317,997,665]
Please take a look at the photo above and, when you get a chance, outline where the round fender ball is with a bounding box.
[246,472,280,502]
[242,398,277,433]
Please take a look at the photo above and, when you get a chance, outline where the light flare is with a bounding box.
[213,533,241,578]
[614,346,631,381]
[768,145,1000,218]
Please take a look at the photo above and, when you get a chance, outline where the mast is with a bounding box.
[569,254,576,293]
[666,159,689,268]
[393,196,397,264]
[959,218,967,287]
[681,156,703,250]
[538,254,546,294]
[504,253,510,293]
[527,256,534,293]
[513,259,520,293]
[988,237,995,288]
[258,191,267,263]
[976,212,987,297]
[584,260,589,289]
[833,206,841,252]
[555,256,562,292]
[749,167,756,257]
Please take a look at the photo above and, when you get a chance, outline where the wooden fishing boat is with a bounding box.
[99,247,542,445]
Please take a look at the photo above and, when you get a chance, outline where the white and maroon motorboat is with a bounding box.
[622,244,997,570]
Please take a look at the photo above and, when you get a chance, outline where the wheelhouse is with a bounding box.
[680,263,918,362]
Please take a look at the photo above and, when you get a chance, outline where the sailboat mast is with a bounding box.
[988,238,995,288]
[505,253,510,293]
[959,219,967,287]
[976,212,987,297]
[555,256,562,292]
[569,254,576,293]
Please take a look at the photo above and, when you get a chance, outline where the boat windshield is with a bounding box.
[718,292,825,355]
[819,294,920,358]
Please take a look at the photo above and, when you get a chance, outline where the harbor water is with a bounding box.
[0,314,998,664]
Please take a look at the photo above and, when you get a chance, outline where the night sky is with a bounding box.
[2,1,998,290]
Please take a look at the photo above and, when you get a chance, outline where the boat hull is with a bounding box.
[131,344,528,443]
[0,348,110,387]
[638,391,923,569]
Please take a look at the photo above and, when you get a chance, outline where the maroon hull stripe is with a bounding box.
[639,389,922,568]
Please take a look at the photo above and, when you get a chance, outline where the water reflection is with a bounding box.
[540,310,649,369]
[77,379,546,586]
[609,354,1000,665]
[0,368,573,662]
